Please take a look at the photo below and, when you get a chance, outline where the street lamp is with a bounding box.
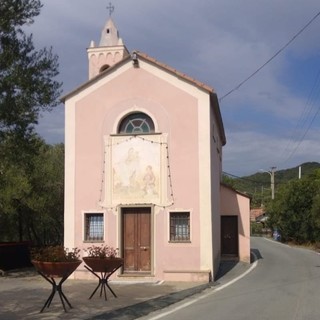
[260,167,276,200]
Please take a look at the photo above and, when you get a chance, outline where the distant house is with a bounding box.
[62,16,250,282]
[251,208,264,221]
[250,207,266,222]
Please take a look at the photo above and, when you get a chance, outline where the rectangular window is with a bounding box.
[85,213,104,241]
[170,212,190,242]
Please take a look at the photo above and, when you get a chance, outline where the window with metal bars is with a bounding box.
[85,213,104,241]
[170,212,190,242]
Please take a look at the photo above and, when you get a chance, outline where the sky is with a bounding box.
[28,0,320,176]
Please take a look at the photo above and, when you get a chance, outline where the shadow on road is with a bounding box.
[215,260,238,280]
[215,248,263,281]
[251,248,263,261]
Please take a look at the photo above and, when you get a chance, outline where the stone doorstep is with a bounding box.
[72,267,211,283]
[163,270,211,282]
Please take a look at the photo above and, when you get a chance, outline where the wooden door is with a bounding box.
[122,207,151,273]
[221,216,239,256]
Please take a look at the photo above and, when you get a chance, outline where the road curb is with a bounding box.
[92,254,259,320]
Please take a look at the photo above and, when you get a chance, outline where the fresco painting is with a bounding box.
[112,137,160,202]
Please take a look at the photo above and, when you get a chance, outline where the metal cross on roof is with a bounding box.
[107,2,114,16]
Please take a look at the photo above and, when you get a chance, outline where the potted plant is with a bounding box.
[31,246,81,278]
[83,244,123,273]
[83,244,124,299]
[31,246,82,312]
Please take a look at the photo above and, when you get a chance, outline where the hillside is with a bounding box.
[223,162,320,207]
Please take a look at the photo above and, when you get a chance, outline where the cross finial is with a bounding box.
[107,2,114,16]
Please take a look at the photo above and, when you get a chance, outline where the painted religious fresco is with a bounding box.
[110,136,162,204]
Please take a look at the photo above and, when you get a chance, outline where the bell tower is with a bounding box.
[87,3,129,79]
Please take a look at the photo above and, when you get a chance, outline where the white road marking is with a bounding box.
[145,256,258,320]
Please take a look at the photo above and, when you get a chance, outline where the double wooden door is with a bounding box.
[122,207,151,273]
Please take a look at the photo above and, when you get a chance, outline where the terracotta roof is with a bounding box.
[220,183,251,199]
[61,50,227,145]
[62,50,216,101]
[61,55,132,102]
[134,51,226,145]
[134,51,215,93]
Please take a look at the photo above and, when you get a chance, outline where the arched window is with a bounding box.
[118,112,155,134]
[99,65,110,73]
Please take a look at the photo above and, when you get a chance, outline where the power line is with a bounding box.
[283,99,320,164]
[281,67,320,164]
[222,171,288,186]
[219,10,320,102]
[223,171,267,185]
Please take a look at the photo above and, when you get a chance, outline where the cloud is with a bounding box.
[27,0,320,175]
[224,125,320,176]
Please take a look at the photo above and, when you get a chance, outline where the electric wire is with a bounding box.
[219,10,320,102]
[288,70,320,147]
[283,97,320,164]
[223,171,288,186]
[280,67,320,164]
[223,171,269,185]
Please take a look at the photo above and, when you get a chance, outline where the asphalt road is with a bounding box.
[141,237,320,320]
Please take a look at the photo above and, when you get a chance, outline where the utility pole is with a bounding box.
[299,166,301,179]
[260,167,276,200]
[270,166,276,200]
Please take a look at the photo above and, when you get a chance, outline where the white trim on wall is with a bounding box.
[198,94,214,271]
[64,99,76,250]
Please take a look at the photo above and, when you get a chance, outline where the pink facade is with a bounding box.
[63,17,249,282]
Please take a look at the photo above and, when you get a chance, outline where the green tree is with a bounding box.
[0,0,61,137]
[0,0,62,243]
[28,142,64,245]
[0,136,64,244]
[222,174,236,188]
[311,193,320,241]
[267,170,320,243]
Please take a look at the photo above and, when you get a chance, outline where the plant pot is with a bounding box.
[32,260,82,278]
[83,257,124,273]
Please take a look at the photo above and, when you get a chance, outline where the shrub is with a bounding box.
[84,244,119,258]
[31,246,80,262]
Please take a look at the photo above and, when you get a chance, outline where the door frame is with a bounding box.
[119,205,154,275]
[221,215,239,258]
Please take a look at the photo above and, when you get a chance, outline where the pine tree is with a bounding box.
[0,0,61,137]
